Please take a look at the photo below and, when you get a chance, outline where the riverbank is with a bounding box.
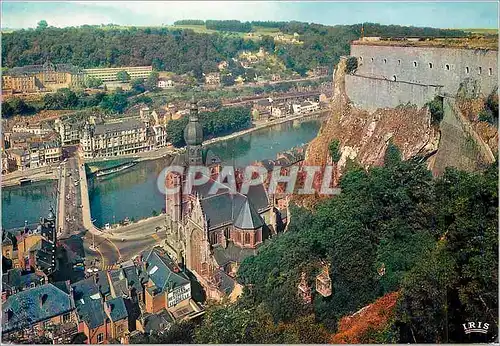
[2,166,58,187]
[3,110,329,186]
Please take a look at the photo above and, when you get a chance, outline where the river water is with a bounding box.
[2,180,58,230]
[2,118,323,229]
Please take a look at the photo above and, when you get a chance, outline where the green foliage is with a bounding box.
[384,141,402,166]
[328,139,342,163]
[116,70,131,82]
[151,209,158,217]
[194,301,329,344]
[426,96,444,124]
[130,320,196,344]
[99,88,128,113]
[480,90,499,124]
[174,19,205,26]
[145,71,159,91]
[1,23,467,78]
[205,20,252,33]
[221,74,235,87]
[84,76,103,88]
[37,20,48,30]
[396,165,498,342]
[130,78,145,93]
[346,56,358,74]
[2,97,37,117]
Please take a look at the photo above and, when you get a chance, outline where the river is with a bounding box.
[2,180,58,230]
[2,118,323,229]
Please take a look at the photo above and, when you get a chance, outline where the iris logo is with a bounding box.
[462,321,489,334]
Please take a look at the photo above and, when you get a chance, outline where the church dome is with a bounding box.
[183,95,203,146]
[184,121,203,146]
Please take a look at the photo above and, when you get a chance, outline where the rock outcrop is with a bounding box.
[304,57,439,177]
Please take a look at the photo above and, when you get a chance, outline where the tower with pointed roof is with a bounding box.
[184,96,203,166]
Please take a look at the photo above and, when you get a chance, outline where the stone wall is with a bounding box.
[350,44,497,96]
[345,74,441,112]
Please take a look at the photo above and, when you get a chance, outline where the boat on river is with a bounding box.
[95,161,137,178]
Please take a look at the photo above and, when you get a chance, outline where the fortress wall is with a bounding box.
[350,44,498,96]
[345,74,441,112]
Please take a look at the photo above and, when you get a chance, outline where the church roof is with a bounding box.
[212,242,256,267]
[234,199,264,230]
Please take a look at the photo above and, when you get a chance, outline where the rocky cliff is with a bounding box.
[304,57,440,177]
[302,56,497,188]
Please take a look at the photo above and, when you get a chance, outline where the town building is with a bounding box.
[163,97,279,300]
[80,118,148,159]
[83,66,153,82]
[71,277,129,344]
[12,122,53,136]
[54,118,85,145]
[137,248,204,319]
[1,282,78,344]
[204,72,221,86]
[157,78,174,89]
[292,100,320,114]
[2,269,48,301]
[2,61,85,94]
[15,212,57,275]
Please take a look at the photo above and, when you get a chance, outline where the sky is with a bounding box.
[1,1,498,30]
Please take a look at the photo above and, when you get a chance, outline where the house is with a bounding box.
[72,277,115,344]
[217,61,229,71]
[204,72,221,86]
[104,297,129,341]
[292,100,320,114]
[15,213,57,275]
[12,122,53,136]
[2,269,47,301]
[157,79,174,89]
[2,282,78,343]
[139,248,204,320]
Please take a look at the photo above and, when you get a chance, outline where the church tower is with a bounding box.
[183,96,203,166]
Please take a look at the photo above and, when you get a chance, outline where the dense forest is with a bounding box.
[2,21,469,77]
[133,144,497,343]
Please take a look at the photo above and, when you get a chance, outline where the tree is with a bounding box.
[221,74,235,87]
[130,78,145,92]
[84,76,103,89]
[116,70,131,83]
[37,20,48,30]
[346,56,358,74]
[328,139,341,163]
[426,96,444,124]
[144,71,159,91]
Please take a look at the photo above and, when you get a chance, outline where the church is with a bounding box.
[163,97,278,300]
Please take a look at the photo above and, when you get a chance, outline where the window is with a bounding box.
[383,58,387,64]
[466,67,470,74]
[489,68,493,76]
[478,67,482,75]
[398,59,401,65]
[371,57,374,62]
[428,63,433,68]
[445,64,450,71]
[63,313,71,323]
[97,333,104,344]
[359,56,363,61]
[413,61,418,67]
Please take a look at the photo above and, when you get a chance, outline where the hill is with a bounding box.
[1,21,471,78]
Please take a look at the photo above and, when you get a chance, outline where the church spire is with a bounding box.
[183,93,204,165]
